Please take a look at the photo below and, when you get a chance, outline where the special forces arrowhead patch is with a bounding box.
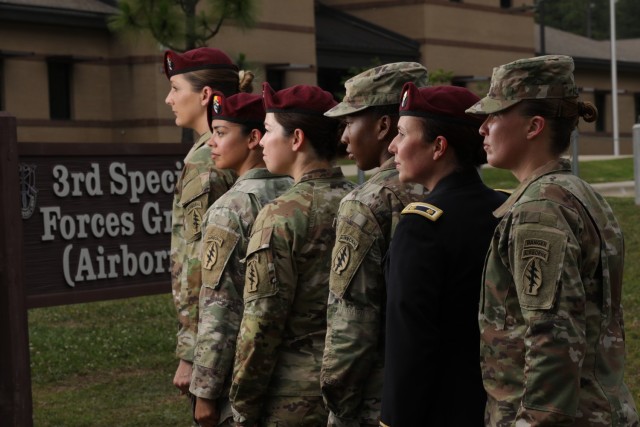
[332,234,359,275]
[246,259,259,293]
[188,208,202,236]
[514,227,566,310]
[203,237,223,270]
[521,238,549,296]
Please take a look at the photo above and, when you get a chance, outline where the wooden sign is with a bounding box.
[18,143,186,308]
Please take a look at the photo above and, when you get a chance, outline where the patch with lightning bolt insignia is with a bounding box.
[243,227,278,302]
[513,226,566,310]
[202,226,240,290]
[329,219,375,298]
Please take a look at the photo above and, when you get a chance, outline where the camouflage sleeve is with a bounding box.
[190,208,245,400]
[174,167,235,362]
[321,202,384,424]
[230,220,296,425]
[510,200,587,425]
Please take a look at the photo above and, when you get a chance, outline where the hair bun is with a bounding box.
[239,70,255,93]
[578,101,598,123]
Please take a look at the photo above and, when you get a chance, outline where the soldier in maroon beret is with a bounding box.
[189,91,292,427]
[380,83,508,427]
[229,83,356,426]
[164,46,256,424]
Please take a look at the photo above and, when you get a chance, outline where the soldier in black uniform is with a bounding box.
[380,83,508,427]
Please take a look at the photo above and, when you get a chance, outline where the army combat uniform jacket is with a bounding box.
[189,169,292,416]
[321,157,427,426]
[171,131,236,361]
[380,168,507,427]
[480,159,639,426]
[230,167,355,426]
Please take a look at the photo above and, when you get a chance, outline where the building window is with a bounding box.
[594,90,606,132]
[635,93,640,124]
[265,69,285,91]
[501,0,512,8]
[47,57,72,120]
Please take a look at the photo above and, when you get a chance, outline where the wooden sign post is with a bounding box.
[0,112,187,423]
[0,112,32,426]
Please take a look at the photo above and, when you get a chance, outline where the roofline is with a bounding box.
[315,2,420,51]
[0,3,114,29]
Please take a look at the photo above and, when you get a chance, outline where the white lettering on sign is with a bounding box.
[63,244,170,287]
[109,161,182,204]
[37,160,183,288]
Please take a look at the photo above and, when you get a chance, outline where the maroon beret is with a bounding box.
[207,92,265,132]
[164,48,238,79]
[262,82,337,116]
[399,82,483,126]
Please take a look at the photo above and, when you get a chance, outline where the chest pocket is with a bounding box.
[202,225,240,290]
[329,215,376,299]
[243,226,278,303]
[179,172,211,243]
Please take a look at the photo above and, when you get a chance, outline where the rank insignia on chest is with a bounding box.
[203,237,224,270]
[521,238,550,296]
[401,202,443,221]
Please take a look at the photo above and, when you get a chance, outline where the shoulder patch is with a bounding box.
[494,188,513,195]
[401,202,443,221]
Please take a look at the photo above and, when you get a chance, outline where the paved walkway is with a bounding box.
[339,155,637,198]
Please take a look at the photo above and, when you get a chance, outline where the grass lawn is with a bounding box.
[29,156,640,425]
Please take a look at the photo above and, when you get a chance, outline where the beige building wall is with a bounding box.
[1,0,638,153]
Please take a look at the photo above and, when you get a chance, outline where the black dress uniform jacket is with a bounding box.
[380,168,508,427]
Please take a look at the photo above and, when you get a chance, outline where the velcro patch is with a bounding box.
[401,202,443,221]
[513,226,567,310]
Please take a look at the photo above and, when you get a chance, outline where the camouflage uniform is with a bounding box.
[466,54,639,426]
[189,168,292,422]
[321,157,427,426]
[479,159,639,426]
[230,167,355,426]
[171,131,236,362]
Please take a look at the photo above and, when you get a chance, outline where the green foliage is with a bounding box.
[108,0,258,51]
[538,0,639,40]
[480,157,634,190]
[428,68,455,85]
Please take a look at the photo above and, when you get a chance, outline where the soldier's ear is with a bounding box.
[376,114,392,141]
[526,116,545,140]
[247,129,262,149]
[433,136,448,160]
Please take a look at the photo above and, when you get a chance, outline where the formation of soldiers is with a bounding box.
[164,47,639,427]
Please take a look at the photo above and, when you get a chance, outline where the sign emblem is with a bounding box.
[203,237,223,270]
[521,238,549,296]
[247,259,259,292]
[20,163,38,219]
[332,244,350,275]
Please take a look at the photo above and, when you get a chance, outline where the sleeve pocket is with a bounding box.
[243,227,278,302]
[180,173,211,243]
[329,218,376,299]
[202,225,240,290]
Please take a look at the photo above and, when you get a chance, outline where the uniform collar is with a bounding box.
[493,158,572,218]
[379,156,397,171]
[298,166,344,183]
[239,168,288,181]
[428,167,482,199]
